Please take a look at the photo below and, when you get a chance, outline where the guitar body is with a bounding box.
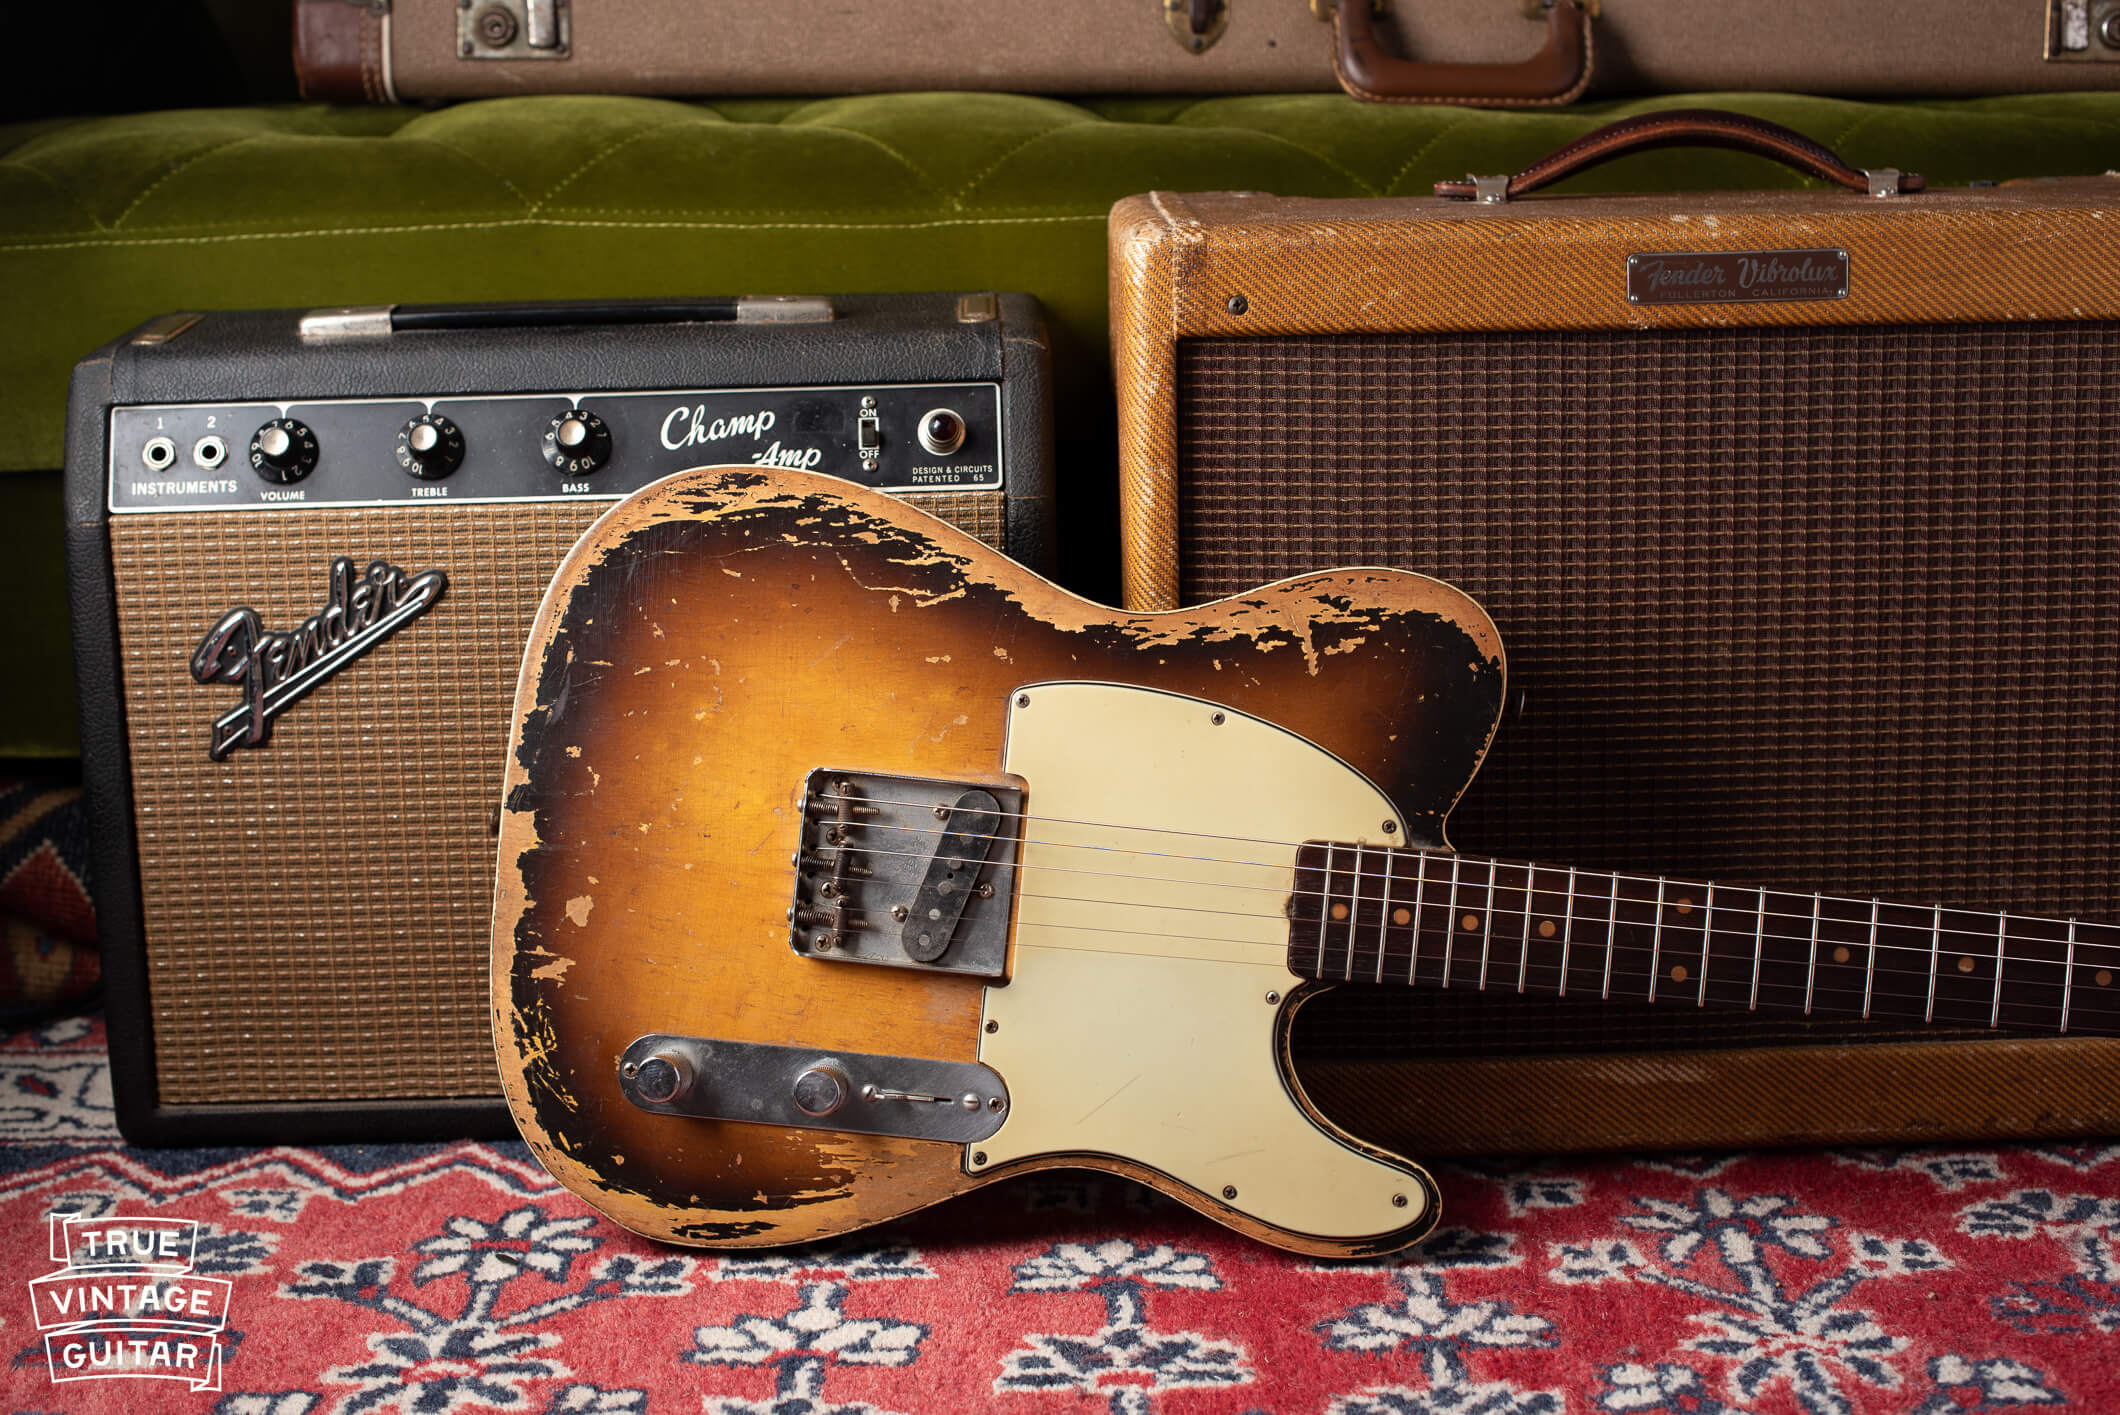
[492,467,1506,1257]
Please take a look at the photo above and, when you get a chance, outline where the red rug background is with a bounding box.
[3,1015,2117,1413]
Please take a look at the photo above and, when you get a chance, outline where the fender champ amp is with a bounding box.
[1111,116,2120,1155]
[65,292,1054,1144]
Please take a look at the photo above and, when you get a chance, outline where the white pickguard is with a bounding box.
[976,681,1433,1242]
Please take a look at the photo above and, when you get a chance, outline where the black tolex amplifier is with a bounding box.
[64,291,1054,1144]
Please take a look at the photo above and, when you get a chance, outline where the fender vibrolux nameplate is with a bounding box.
[492,468,2120,1257]
[65,293,1056,1145]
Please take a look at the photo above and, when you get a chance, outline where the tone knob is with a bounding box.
[917,408,966,457]
[543,408,612,475]
[792,1063,850,1117]
[632,1052,693,1105]
[248,418,318,483]
[396,413,464,480]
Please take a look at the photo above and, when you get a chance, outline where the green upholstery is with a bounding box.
[5,90,2120,754]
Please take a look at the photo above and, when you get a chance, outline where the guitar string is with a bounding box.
[812,791,2108,942]
[1005,912,2058,1017]
[841,814,2109,946]
[802,833,2114,972]
[811,839,2110,999]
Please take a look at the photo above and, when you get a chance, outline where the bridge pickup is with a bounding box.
[789,768,1023,978]
[618,1034,1009,1143]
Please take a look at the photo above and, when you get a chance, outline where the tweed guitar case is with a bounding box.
[296,0,2120,104]
[1111,112,2120,1156]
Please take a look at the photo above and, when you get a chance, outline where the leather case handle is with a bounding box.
[1433,109,1929,201]
[1333,0,1596,108]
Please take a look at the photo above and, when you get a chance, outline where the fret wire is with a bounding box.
[1560,866,1579,998]
[1517,863,1534,995]
[1373,845,1392,987]
[1601,872,1619,1000]
[1647,877,1666,1002]
[2062,919,2078,1035]
[1749,888,1765,1011]
[1407,852,1428,987]
[1804,891,1822,1016]
[1343,844,1362,983]
[1863,898,1879,1019]
[1697,884,1714,1008]
[1442,854,1461,989]
[1927,903,1941,1023]
[1989,911,2008,1028]
[1479,858,1496,991]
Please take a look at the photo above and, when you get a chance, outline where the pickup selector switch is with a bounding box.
[917,408,966,457]
[543,408,612,475]
[396,413,465,480]
[248,418,318,483]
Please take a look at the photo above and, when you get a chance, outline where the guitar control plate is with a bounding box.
[789,768,1023,978]
[618,1034,1009,1143]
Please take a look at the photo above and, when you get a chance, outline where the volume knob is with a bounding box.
[543,408,612,475]
[248,418,318,483]
[632,1052,693,1106]
[396,413,464,480]
[792,1064,850,1117]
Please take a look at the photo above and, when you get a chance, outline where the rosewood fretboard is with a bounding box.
[1289,843,2120,1038]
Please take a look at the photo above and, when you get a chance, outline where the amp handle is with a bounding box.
[1330,0,1596,108]
[1434,109,1929,202]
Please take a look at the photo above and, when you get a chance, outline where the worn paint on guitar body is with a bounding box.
[492,466,1506,1257]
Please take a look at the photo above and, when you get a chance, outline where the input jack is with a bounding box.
[141,436,177,471]
[192,435,229,470]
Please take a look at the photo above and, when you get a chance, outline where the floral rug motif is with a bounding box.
[2,1016,2117,1413]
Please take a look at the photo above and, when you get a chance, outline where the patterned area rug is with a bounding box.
[3,1016,2117,1414]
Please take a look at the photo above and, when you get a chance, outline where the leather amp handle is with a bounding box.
[1332,0,1596,108]
[1433,109,1929,201]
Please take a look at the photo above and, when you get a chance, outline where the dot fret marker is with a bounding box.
[1461,914,1480,931]
[1832,945,1851,964]
[1330,903,1348,922]
[1393,907,1411,927]
[1538,920,1557,939]
[1957,956,1975,974]
[1670,964,1688,983]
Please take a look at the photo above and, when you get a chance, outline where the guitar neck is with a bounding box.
[1288,842,2120,1038]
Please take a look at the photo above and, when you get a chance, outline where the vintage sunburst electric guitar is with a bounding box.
[492,467,2120,1258]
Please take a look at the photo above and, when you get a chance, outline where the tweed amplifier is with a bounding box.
[65,292,1054,1145]
[1111,117,2120,1155]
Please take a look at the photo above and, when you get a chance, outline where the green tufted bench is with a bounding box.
[7,90,2120,755]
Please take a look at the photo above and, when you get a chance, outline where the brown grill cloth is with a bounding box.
[1175,324,2120,1062]
[114,490,1006,1108]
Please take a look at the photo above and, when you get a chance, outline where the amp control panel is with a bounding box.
[108,382,1003,513]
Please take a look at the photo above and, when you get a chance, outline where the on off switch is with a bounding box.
[543,409,612,475]
[248,418,318,483]
[396,413,465,480]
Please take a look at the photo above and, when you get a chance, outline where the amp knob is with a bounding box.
[248,418,318,483]
[396,413,464,480]
[543,408,612,475]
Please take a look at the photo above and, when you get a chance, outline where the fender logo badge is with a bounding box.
[1627,248,1849,305]
[191,557,448,760]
